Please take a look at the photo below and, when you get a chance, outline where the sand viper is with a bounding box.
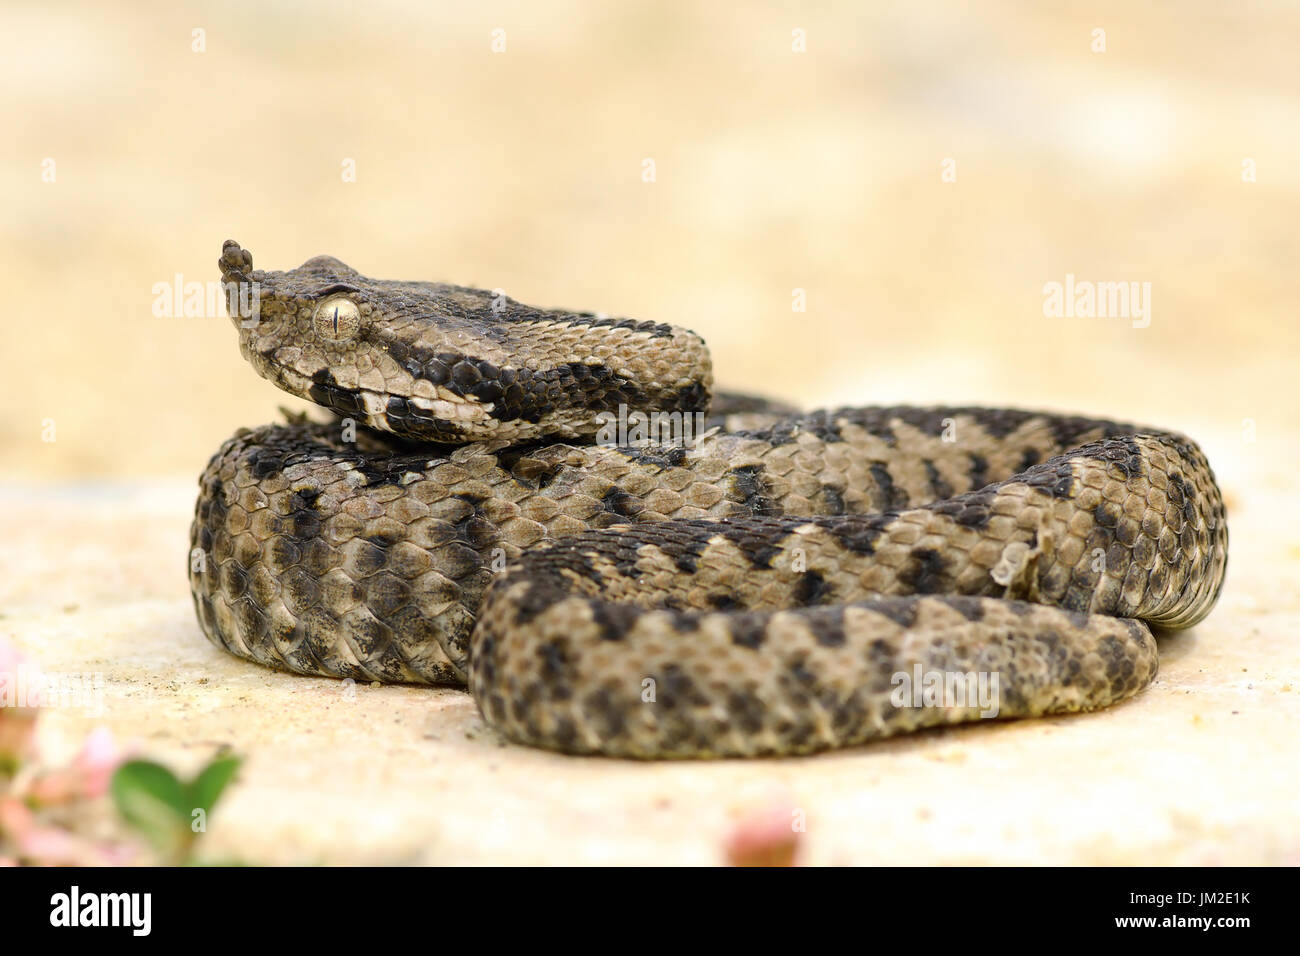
[189,241,1229,758]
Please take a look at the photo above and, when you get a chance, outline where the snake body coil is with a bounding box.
[190,241,1228,758]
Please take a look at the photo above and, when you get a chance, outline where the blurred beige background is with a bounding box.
[3,0,1296,482]
[2,1,1298,865]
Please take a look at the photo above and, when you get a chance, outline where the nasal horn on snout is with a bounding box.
[218,240,263,326]
[219,239,255,286]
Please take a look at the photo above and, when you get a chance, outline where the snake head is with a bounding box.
[218,240,713,444]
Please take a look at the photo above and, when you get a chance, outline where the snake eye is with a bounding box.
[312,295,361,343]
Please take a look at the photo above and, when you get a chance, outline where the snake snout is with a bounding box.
[219,239,253,283]
[219,240,266,329]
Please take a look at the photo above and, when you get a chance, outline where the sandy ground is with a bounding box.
[3,1,1299,863]
[3,454,1297,865]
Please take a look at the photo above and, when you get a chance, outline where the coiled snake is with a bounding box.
[190,241,1229,758]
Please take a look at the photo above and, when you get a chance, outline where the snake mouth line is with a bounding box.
[283,363,609,442]
[292,366,493,437]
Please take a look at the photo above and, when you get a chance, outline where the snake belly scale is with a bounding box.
[190,241,1229,758]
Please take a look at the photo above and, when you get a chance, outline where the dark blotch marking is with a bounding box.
[287,486,322,539]
[245,447,286,481]
[931,484,999,530]
[821,484,846,515]
[589,601,640,642]
[581,687,627,741]
[1167,472,1198,524]
[352,533,398,576]
[739,409,844,447]
[899,548,948,593]
[821,513,893,556]
[811,609,846,647]
[866,598,918,629]
[1093,503,1119,529]
[869,463,909,511]
[945,597,985,622]
[710,518,789,570]
[730,614,767,649]
[1022,460,1077,501]
[725,464,780,516]
[510,579,564,626]
[616,444,689,470]
[656,664,704,711]
[792,570,833,606]
[727,690,767,734]
[924,460,953,501]
[538,639,575,701]
[308,368,365,418]
[600,486,643,519]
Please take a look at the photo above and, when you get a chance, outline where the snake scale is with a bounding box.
[190,241,1229,758]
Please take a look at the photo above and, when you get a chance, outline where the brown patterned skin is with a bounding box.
[216,240,711,444]
[191,242,1229,758]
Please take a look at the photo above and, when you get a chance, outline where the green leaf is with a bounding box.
[111,760,190,853]
[187,755,242,815]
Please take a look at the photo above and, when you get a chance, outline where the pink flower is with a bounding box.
[0,795,34,840]
[0,640,39,769]
[26,728,121,805]
[72,728,120,799]
[723,801,803,867]
[25,768,77,805]
[0,638,40,709]
[16,823,85,865]
[0,712,38,772]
